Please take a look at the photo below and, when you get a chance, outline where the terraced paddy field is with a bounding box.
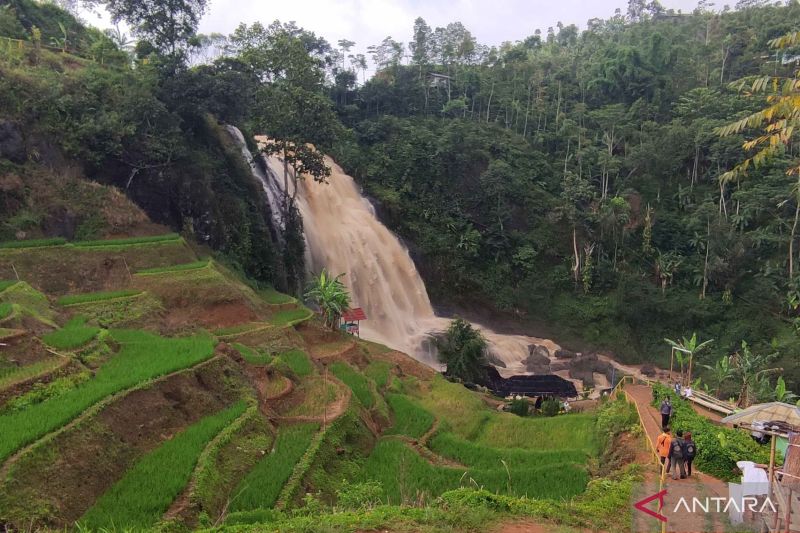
[0,234,642,532]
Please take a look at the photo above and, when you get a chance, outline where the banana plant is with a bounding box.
[665,333,714,387]
[701,355,733,398]
[304,269,351,330]
[775,376,798,403]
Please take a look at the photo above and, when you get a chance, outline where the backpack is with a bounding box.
[671,438,684,458]
[685,440,696,458]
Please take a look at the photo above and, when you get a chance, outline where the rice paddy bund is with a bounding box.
[0,232,614,532]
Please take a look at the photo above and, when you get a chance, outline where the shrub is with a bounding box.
[41,316,100,349]
[57,290,141,306]
[651,383,770,480]
[336,480,384,510]
[508,399,529,417]
[384,394,435,439]
[541,398,561,417]
[79,401,246,530]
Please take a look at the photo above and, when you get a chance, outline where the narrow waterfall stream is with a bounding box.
[227,126,626,382]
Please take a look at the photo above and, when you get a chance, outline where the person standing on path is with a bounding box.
[660,396,673,428]
[656,426,672,472]
[670,429,687,480]
[683,432,697,477]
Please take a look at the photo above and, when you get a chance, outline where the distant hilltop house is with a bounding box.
[428,72,452,89]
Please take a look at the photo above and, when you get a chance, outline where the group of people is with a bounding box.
[657,396,698,480]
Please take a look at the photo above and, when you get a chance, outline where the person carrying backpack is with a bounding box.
[660,396,673,428]
[656,426,672,473]
[670,429,686,480]
[684,432,696,477]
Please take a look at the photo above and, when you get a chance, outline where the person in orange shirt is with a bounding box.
[656,426,671,472]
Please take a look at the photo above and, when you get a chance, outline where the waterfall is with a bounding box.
[226,126,568,375]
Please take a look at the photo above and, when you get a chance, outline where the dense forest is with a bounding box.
[1,0,800,397]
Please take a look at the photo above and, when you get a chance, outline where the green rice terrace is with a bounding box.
[0,233,643,532]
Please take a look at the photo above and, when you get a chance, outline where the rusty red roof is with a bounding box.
[342,308,366,321]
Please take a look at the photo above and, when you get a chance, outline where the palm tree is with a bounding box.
[664,333,713,387]
[304,270,351,330]
[435,318,487,384]
[730,341,781,407]
[701,355,733,398]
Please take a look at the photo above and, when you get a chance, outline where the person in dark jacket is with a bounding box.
[660,397,673,428]
[669,429,686,480]
[683,431,697,477]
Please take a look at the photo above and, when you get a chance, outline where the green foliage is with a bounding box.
[329,361,374,408]
[259,287,295,305]
[540,398,561,417]
[365,361,392,389]
[79,401,245,530]
[233,343,272,365]
[41,316,101,349]
[0,301,12,319]
[135,259,210,274]
[56,290,141,306]
[0,329,214,462]
[0,358,66,390]
[435,318,487,384]
[652,383,770,480]
[0,238,66,249]
[335,480,384,511]
[508,399,529,417]
[429,431,587,471]
[0,281,18,292]
[594,396,639,450]
[304,270,351,329]
[2,371,91,413]
[270,307,314,326]
[384,393,435,439]
[476,414,598,454]
[74,234,181,248]
[358,439,589,503]
[279,349,313,377]
[231,422,319,511]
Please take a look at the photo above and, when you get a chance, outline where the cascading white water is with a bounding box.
[227,126,566,375]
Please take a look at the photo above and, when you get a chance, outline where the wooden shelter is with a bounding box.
[341,307,366,338]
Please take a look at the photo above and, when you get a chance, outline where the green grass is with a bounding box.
[231,422,319,511]
[269,307,313,326]
[0,329,215,462]
[279,349,313,377]
[417,376,491,440]
[330,362,374,408]
[286,378,338,417]
[79,401,246,530]
[73,233,181,248]
[135,259,210,275]
[259,287,295,305]
[0,301,12,319]
[233,343,272,365]
[359,439,589,504]
[214,323,266,337]
[429,431,588,470]
[0,357,64,389]
[476,414,599,454]
[0,238,66,249]
[41,316,101,350]
[384,394,435,439]
[57,290,142,306]
[0,280,19,292]
[365,361,392,389]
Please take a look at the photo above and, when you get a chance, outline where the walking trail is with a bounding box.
[625,383,731,532]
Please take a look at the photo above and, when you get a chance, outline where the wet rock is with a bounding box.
[0,120,25,163]
[550,361,571,372]
[485,349,507,368]
[641,364,657,377]
[523,344,551,374]
[555,348,576,359]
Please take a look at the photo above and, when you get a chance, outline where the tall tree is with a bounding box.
[103,0,208,57]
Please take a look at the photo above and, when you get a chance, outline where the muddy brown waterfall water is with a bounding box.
[227,126,589,377]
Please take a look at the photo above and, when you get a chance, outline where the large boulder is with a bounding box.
[0,120,25,163]
[555,348,577,359]
[523,344,551,374]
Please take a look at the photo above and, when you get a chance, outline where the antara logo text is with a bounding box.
[633,489,776,522]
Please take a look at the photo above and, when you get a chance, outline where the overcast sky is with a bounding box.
[81,0,705,62]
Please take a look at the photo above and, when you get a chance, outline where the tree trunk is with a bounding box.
[701,220,710,300]
[572,226,580,283]
[486,79,494,123]
[791,199,799,280]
